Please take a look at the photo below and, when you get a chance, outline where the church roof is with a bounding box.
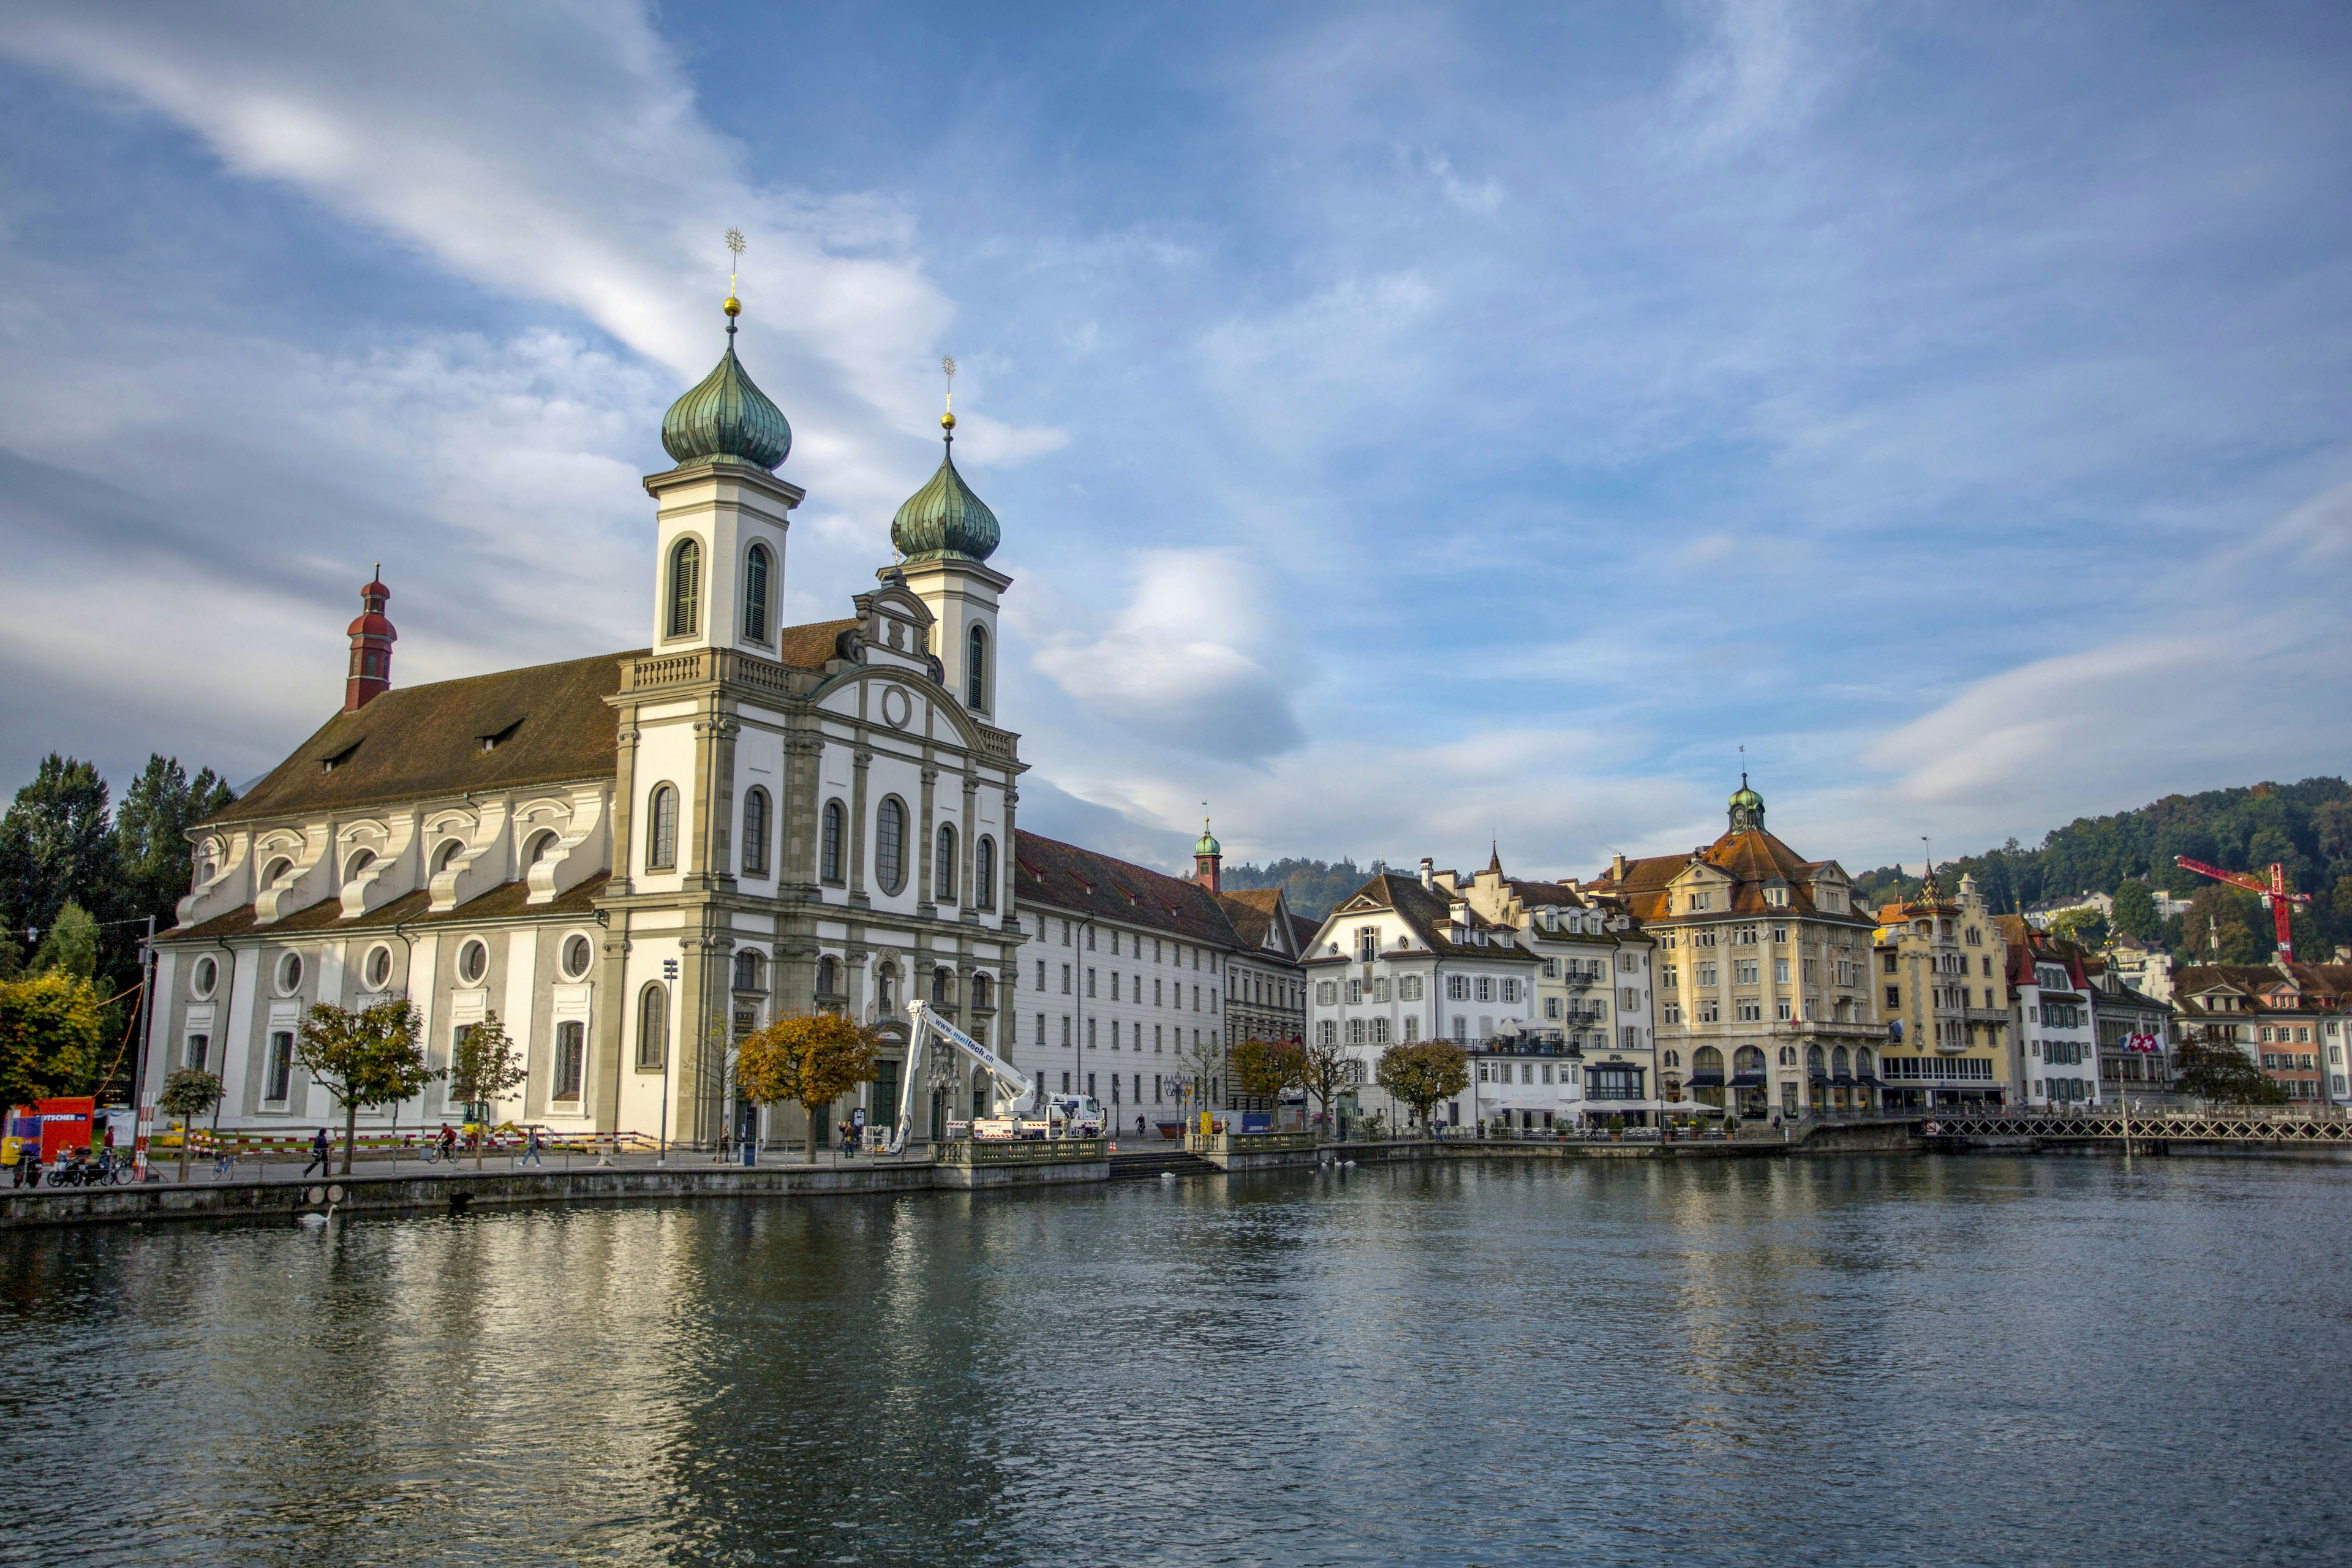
[204,651,639,827]
[172,872,611,942]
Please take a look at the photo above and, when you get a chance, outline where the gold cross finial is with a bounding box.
[941,355,957,434]
[723,228,745,318]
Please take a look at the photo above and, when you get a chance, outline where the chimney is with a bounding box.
[1419,856,1434,891]
[1611,851,1626,883]
[344,568,396,712]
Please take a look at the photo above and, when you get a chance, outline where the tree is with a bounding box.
[0,970,104,1107]
[1231,1036,1306,1126]
[2173,1035,2288,1106]
[158,1067,222,1182]
[447,1011,529,1169]
[2111,882,2161,941]
[2180,885,2266,965]
[2048,908,2108,950]
[1298,1033,1352,1140]
[0,755,112,944]
[1169,1029,1229,1135]
[31,899,99,981]
[1375,1040,1469,1137]
[295,1000,438,1175]
[735,1012,880,1163]
[115,755,235,929]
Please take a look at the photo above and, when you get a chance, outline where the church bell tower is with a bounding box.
[891,360,1010,718]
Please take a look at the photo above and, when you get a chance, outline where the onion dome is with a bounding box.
[1195,820,1222,858]
[891,412,1000,563]
[1727,773,1766,834]
[661,302,791,470]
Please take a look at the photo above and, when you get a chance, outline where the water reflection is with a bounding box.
[3,1156,2348,1565]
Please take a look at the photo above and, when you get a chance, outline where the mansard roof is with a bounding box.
[1316,872,1532,961]
[1014,831,1246,949]
[171,871,611,942]
[1585,827,1855,923]
[204,652,638,827]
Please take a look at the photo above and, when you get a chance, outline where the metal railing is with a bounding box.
[933,1137,1107,1166]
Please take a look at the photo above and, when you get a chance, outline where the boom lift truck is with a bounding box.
[873,1000,1106,1154]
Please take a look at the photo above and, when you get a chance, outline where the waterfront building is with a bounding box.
[146,296,1026,1151]
[1440,850,1659,1122]
[1582,779,1880,1120]
[2086,957,2176,1102]
[2170,963,2352,1104]
[1994,917,2096,1107]
[1008,832,1246,1133]
[1871,876,2015,1111]
[1302,866,1541,1131]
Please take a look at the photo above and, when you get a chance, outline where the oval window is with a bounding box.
[276,952,304,995]
[192,956,218,998]
[458,940,488,986]
[563,933,594,980]
[363,944,394,990]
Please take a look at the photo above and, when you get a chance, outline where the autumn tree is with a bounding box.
[295,1000,439,1174]
[1231,1036,1306,1127]
[447,1011,529,1168]
[736,1012,880,1163]
[1298,1032,1352,1140]
[0,969,105,1110]
[1376,1040,1469,1137]
[158,1067,222,1183]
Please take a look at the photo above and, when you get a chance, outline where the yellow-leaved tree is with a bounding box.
[736,1012,881,1163]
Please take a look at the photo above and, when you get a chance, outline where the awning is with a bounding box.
[1656,1099,1727,1116]
[1730,1071,1766,1087]
[1832,1071,1856,1084]
[1686,1071,1724,1087]
[1856,1073,1883,1085]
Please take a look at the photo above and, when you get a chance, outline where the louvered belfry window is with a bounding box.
[742,543,771,641]
[668,538,701,638]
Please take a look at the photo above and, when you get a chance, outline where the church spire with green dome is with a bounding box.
[1194,815,1223,893]
[891,361,1001,563]
[661,285,793,472]
[1727,772,1766,835]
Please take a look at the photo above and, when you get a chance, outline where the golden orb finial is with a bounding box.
[723,227,746,320]
[724,295,741,317]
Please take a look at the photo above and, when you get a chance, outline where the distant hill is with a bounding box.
[1852,777,2352,965]
[1219,856,1371,922]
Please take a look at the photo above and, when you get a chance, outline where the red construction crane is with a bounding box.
[2173,857,2310,962]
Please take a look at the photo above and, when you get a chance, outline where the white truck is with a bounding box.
[875,1001,1099,1153]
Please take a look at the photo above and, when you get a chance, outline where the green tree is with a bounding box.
[2181,885,2266,965]
[157,1066,223,1183]
[2048,908,2109,949]
[0,755,112,943]
[2111,882,2161,941]
[31,899,99,981]
[114,755,235,929]
[1375,1040,1469,1137]
[2173,1035,2287,1105]
[1230,1036,1306,1125]
[0,970,105,1107]
[295,1000,438,1175]
[1298,1033,1352,1140]
[735,1013,880,1163]
[447,1011,529,1169]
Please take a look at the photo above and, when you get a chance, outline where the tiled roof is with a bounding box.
[1216,888,1288,951]
[1014,831,1246,949]
[1506,878,1588,909]
[1583,829,1853,923]
[204,652,638,827]
[165,872,611,942]
[774,617,863,670]
[2174,963,2352,1012]
[1315,872,1534,961]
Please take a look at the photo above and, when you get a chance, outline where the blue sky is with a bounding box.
[2,0,2348,882]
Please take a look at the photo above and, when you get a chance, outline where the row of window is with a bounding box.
[643,783,1000,907]
[190,1015,593,1111]
[186,933,601,1006]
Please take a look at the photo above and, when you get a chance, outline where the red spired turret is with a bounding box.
[344,567,396,712]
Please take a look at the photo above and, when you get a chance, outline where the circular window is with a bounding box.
[275,952,304,995]
[562,933,594,980]
[363,944,394,991]
[191,955,218,999]
[457,940,488,986]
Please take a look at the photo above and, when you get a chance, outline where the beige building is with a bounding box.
[1583,778,1881,1120]
[1871,877,2015,1110]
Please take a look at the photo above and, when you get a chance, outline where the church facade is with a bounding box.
[143,298,1025,1150]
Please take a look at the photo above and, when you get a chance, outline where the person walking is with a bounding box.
[519,1126,543,1169]
[302,1127,333,1180]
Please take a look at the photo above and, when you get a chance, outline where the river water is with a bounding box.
[3,1155,2347,1567]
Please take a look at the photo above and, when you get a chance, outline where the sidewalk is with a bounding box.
[102,1143,913,1188]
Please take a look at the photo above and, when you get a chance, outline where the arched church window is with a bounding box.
[647,783,679,870]
[936,824,957,902]
[733,949,766,993]
[875,797,907,893]
[667,538,702,638]
[971,973,992,1010]
[741,788,771,877]
[821,800,845,884]
[344,849,376,884]
[974,836,997,911]
[933,967,954,1005]
[967,624,988,711]
[262,856,294,887]
[636,982,668,1069]
[524,830,558,867]
[742,543,772,643]
[816,955,839,997]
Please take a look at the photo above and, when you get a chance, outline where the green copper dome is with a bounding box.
[1727,773,1766,834]
[891,436,1000,563]
[1195,824,1222,857]
[662,319,791,470]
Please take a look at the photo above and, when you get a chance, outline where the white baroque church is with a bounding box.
[143,295,1023,1150]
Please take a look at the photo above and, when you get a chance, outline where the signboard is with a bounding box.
[35,1096,96,1162]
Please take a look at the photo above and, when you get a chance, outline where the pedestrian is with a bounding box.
[302,1127,333,1178]
[24,1147,43,1188]
[1136,1113,1147,1138]
[1,1133,19,1188]
[520,1126,543,1168]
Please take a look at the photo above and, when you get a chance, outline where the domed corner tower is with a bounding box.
[644,296,802,658]
[889,397,1011,721]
